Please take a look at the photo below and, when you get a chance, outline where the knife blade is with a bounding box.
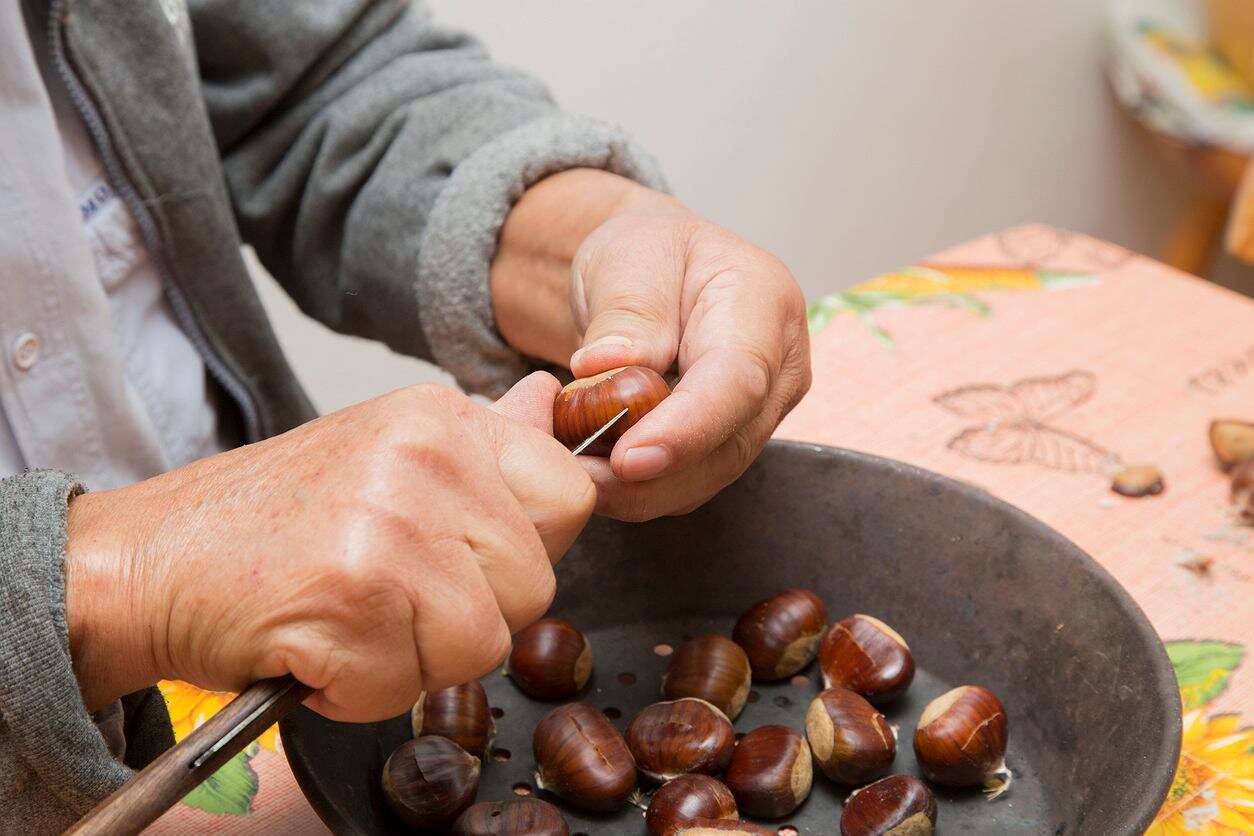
[570,408,629,456]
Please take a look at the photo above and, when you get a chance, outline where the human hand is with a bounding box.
[64,373,594,721]
[492,170,812,521]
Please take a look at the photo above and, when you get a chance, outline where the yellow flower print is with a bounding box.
[1140,22,1254,108]
[158,679,280,752]
[1147,710,1254,835]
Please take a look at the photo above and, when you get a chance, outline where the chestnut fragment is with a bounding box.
[840,774,937,836]
[913,685,1011,797]
[452,798,570,835]
[1232,459,1254,523]
[645,774,738,835]
[662,819,775,836]
[662,635,753,719]
[412,681,495,757]
[732,588,828,681]
[627,698,735,782]
[805,687,895,784]
[1210,419,1254,469]
[722,725,813,819]
[532,702,637,812]
[507,618,592,701]
[381,736,480,830]
[1111,464,1164,498]
[819,614,915,705]
[553,365,670,455]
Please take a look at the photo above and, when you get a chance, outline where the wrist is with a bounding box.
[65,489,165,711]
[490,168,652,366]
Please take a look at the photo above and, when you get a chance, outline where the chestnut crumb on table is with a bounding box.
[1110,464,1165,498]
[1209,419,1254,469]
[1232,459,1254,523]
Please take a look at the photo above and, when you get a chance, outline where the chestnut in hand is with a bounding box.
[381,736,480,830]
[722,725,813,819]
[627,698,735,782]
[506,618,592,700]
[913,685,1011,797]
[662,635,753,719]
[662,820,775,836]
[840,774,937,836]
[805,687,895,784]
[452,798,570,835]
[411,680,495,758]
[645,774,738,835]
[732,588,828,681]
[532,702,637,812]
[554,365,670,455]
[819,614,915,705]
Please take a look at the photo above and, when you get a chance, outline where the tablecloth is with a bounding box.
[148,225,1253,834]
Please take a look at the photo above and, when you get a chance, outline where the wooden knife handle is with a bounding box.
[67,675,313,836]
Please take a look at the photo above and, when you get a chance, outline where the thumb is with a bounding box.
[568,227,685,378]
[491,371,562,433]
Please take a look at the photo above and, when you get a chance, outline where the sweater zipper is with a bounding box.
[46,0,263,442]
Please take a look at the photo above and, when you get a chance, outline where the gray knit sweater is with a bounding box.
[1,1,665,831]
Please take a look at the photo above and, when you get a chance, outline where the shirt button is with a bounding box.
[12,333,39,370]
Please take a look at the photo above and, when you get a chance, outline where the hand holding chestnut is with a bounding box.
[553,366,670,455]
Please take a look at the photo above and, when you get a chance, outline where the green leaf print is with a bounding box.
[181,746,259,816]
[1165,640,1245,709]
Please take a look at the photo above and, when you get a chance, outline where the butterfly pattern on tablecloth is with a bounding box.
[933,370,1123,473]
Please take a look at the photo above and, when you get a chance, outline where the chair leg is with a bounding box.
[1161,191,1230,276]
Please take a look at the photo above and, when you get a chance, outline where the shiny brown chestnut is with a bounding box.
[553,365,670,455]
[627,698,735,782]
[532,702,637,812]
[805,687,895,784]
[722,725,813,819]
[506,618,592,700]
[662,635,753,719]
[662,820,775,836]
[819,614,915,705]
[839,774,937,836]
[645,774,738,835]
[451,798,570,835]
[913,685,1011,797]
[732,588,828,681]
[1232,459,1254,522]
[381,736,481,830]
[411,681,495,758]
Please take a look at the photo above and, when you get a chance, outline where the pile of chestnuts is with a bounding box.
[379,586,1012,834]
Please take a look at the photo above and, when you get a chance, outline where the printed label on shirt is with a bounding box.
[77,177,116,226]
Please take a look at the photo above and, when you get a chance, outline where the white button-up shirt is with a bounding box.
[1,2,227,491]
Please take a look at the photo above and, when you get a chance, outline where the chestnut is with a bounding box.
[1232,459,1254,523]
[839,774,937,836]
[381,735,481,830]
[722,725,813,819]
[452,798,570,835]
[662,635,753,719]
[732,588,828,681]
[1110,464,1164,498]
[411,680,495,757]
[645,774,738,835]
[913,685,1011,797]
[805,687,895,784]
[819,614,915,705]
[506,618,592,700]
[553,365,670,454]
[662,820,775,836]
[627,698,735,782]
[532,702,637,812]
[1210,419,1254,469]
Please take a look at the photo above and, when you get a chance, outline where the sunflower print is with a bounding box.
[1139,21,1254,109]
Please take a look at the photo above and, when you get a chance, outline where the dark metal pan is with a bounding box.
[281,441,1180,834]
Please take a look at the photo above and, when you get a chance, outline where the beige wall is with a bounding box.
[253,0,1242,414]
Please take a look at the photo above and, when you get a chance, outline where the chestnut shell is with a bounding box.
[662,635,753,719]
[819,614,915,704]
[532,702,637,812]
[645,774,738,835]
[411,680,495,757]
[452,798,570,835]
[381,735,481,830]
[626,698,736,782]
[663,820,775,836]
[913,685,1008,787]
[507,618,592,701]
[553,366,670,455]
[722,725,812,819]
[732,588,828,681]
[839,774,937,836]
[805,687,895,784]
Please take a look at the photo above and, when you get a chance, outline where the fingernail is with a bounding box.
[620,445,671,481]
[571,335,633,367]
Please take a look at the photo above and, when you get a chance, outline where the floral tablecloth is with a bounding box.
[149,225,1253,834]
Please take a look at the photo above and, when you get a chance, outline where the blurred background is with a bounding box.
[249,0,1254,413]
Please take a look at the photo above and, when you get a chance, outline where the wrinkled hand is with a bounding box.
[493,171,812,522]
[65,374,594,721]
